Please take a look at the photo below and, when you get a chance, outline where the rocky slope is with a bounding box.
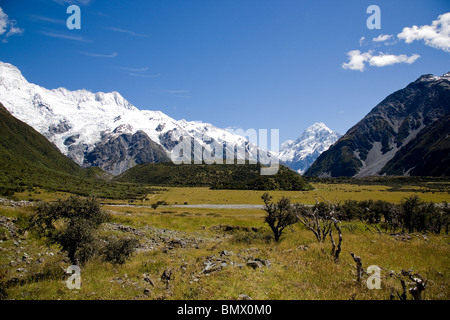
[0,62,265,174]
[305,72,450,177]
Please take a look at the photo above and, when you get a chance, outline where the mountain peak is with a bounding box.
[305,70,450,177]
[417,72,450,83]
[0,61,26,86]
[279,123,341,174]
[0,61,21,73]
[305,122,332,133]
[0,61,268,175]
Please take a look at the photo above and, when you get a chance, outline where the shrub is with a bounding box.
[261,193,298,242]
[294,201,335,243]
[27,196,110,265]
[231,231,272,244]
[103,237,139,265]
[0,270,7,300]
[151,203,159,210]
[401,195,423,233]
[337,200,361,221]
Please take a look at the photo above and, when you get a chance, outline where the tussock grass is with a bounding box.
[1,184,449,300]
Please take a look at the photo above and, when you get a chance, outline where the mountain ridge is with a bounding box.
[0,101,147,199]
[279,122,341,174]
[305,71,450,177]
[0,61,265,175]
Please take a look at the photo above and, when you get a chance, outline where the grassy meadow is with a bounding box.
[1,180,449,300]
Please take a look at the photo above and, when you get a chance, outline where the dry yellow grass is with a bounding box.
[2,182,449,300]
[1,199,449,300]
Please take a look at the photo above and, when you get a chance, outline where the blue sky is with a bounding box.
[0,0,449,142]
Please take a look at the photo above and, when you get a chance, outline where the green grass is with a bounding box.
[129,183,450,206]
[1,184,449,300]
[0,103,155,200]
[114,162,313,191]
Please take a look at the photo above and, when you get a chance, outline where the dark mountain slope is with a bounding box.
[0,102,83,175]
[0,102,147,199]
[83,129,171,175]
[305,72,450,177]
[380,114,450,176]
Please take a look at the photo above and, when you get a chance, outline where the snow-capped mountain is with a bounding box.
[0,61,266,175]
[305,72,450,177]
[279,123,341,174]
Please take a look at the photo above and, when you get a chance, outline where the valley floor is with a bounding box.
[1,182,449,300]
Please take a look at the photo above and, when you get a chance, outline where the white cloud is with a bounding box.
[30,15,65,25]
[116,66,149,72]
[79,51,118,58]
[398,12,450,52]
[373,34,393,42]
[6,26,23,37]
[342,50,420,71]
[115,66,160,78]
[342,50,372,71]
[359,36,366,46]
[0,7,24,43]
[40,30,90,42]
[106,27,151,38]
[126,72,161,78]
[0,8,7,35]
[368,52,420,67]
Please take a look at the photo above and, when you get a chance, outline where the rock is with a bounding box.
[202,263,222,274]
[238,294,253,300]
[220,250,233,256]
[255,258,270,267]
[161,268,173,281]
[232,262,245,268]
[298,245,309,251]
[168,239,186,248]
[246,260,263,269]
[143,275,155,287]
[16,268,27,273]
[211,225,262,233]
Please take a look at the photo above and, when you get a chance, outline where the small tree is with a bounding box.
[261,193,298,242]
[28,196,110,265]
[401,195,423,233]
[294,200,334,243]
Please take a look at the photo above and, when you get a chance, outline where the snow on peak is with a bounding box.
[0,61,266,170]
[0,61,27,88]
[0,61,22,74]
[307,122,328,130]
[279,123,341,174]
[418,72,450,82]
[304,122,333,134]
